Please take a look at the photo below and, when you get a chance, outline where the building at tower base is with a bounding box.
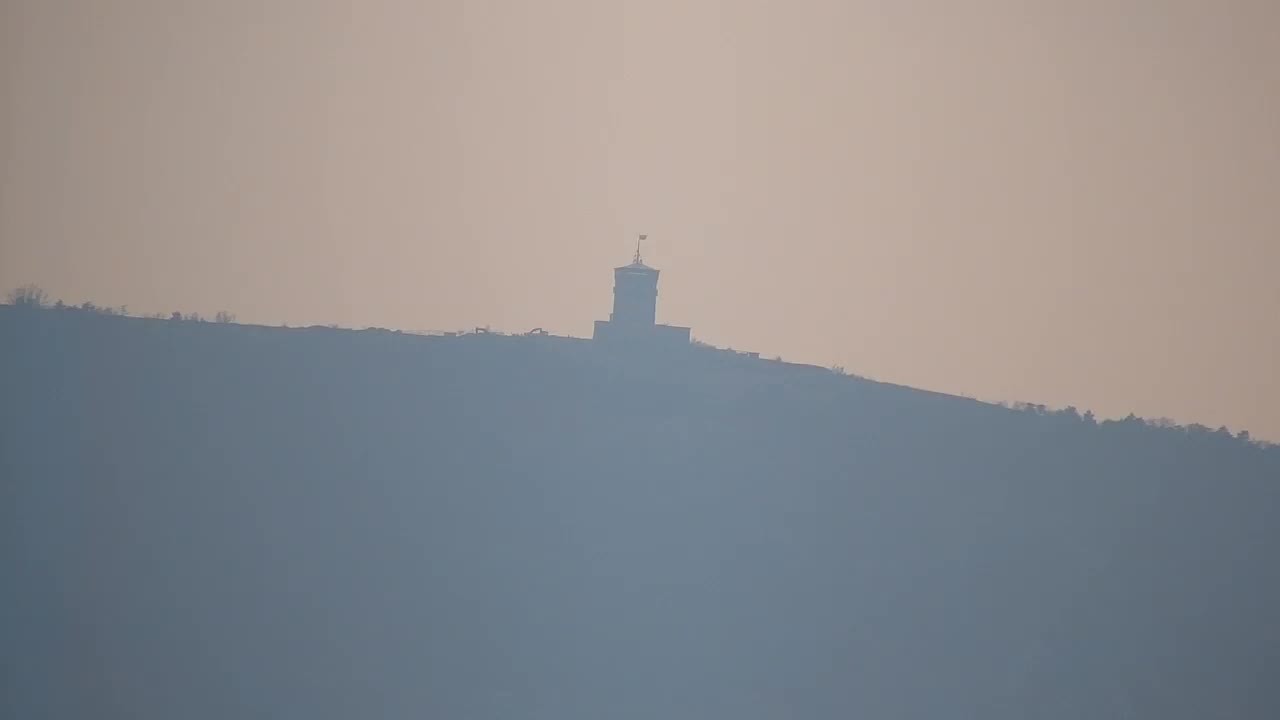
[592,318,691,348]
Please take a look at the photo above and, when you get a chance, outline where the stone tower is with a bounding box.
[593,235,690,347]
[610,237,659,326]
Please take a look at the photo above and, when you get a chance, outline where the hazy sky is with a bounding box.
[2,1,1277,438]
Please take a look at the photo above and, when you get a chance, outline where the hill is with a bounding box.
[3,304,1278,719]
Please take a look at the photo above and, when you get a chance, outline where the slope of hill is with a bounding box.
[3,305,1278,719]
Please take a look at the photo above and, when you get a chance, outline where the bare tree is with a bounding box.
[7,284,48,308]
[215,311,236,324]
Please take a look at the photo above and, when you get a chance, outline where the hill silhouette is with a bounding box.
[3,304,1278,719]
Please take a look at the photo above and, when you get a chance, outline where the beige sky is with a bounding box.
[2,0,1277,438]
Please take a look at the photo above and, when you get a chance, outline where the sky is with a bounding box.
[2,0,1277,439]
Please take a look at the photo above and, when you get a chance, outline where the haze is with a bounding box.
[1,0,1277,438]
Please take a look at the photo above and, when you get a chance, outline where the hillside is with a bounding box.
[3,305,1278,719]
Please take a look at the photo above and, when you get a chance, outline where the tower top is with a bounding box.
[619,234,655,272]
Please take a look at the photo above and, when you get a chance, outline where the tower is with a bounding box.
[593,234,691,347]
[610,235,659,326]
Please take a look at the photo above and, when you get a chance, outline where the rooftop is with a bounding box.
[615,259,657,273]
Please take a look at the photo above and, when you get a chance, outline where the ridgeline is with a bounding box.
[3,304,1278,719]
